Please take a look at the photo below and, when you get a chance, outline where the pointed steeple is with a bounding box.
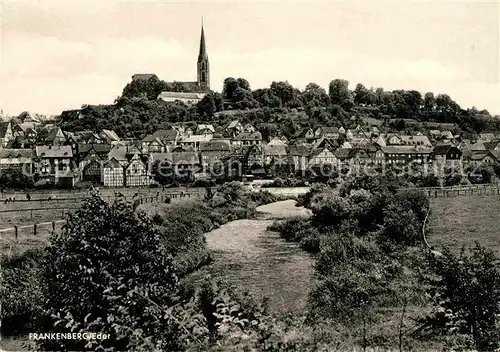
[197,17,210,90]
[198,17,207,61]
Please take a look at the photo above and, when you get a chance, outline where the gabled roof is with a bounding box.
[0,121,11,137]
[227,120,241,129]
[433,144,457,155]
[152,129,179,141]
[234,132,262,141]
[35,145,73,158]
[149,152,173,163]
[334,148,351,159]
[0,148,34,159]
[108,145,128,161]
[103,157,124,169]
[381,146,433,154]
[264,143,287,156]
[288,144,313,157]
[171,147,199,165]
[196,124,215,133]
[199,140,231,152]
[79,143,112,155]
[158,91,206,100]
[100,129,120,141]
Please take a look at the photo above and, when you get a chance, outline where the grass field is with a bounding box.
[429,195,500,254]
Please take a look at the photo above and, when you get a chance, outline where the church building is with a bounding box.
[156,21,211,104]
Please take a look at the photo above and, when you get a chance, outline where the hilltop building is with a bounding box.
[137,20,210,105]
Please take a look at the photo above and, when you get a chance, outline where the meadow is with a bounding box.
[429,195,500,254]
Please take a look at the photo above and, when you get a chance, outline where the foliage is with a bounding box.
[0,249,45,336]
[41,193,180,351]
[0,169,35,190]
[424,244,500,351]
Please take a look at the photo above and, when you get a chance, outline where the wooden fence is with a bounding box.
[401,183,500,198]
[0,219,67,241]
[0,191,204,240]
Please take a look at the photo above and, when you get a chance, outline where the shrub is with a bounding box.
[0,249,44,336]
[41,193,180,351]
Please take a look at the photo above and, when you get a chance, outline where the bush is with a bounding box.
[41,193,180,351]
[0,249,44,336]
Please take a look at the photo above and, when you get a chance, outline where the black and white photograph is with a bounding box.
[0,1,499,350]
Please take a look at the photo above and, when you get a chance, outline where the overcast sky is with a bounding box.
[0,0,499,116]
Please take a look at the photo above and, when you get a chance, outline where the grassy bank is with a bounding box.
[429,196,500,254]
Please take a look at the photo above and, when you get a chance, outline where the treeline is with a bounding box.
[57,75,500,140]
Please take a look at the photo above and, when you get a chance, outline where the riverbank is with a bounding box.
[185,200,314,314]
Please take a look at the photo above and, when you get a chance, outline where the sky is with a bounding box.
[0,0,499,116]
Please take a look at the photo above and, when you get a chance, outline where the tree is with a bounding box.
[302,83,329,107]
[353,83,370,106]
[222,77,240,100]
[197,93,217,119]
[42,193,180,351]
[121,75,168,100]
[328,79,354,110]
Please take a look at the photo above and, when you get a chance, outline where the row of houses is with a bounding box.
[1,119,500,188]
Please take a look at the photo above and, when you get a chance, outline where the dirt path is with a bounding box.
[193,200,314,314]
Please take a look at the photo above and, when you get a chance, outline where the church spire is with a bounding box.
[198,17,207,61]
[197,18,210,90]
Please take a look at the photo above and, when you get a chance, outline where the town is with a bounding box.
[2,4,500,352]
[0,110,499,188]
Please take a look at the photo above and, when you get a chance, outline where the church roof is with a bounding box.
[198,21,208,62]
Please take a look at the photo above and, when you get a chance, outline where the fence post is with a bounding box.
[52,221,56,232]
[15,226,18,241]
[33,223,37,237]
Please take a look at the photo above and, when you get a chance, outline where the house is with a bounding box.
[78,144,112,171]
[263,138,288,165]
[381,146,433,165]
[171,146,200,179]
[0,121,14,147]
[99,129,121,144]
[346,147,373,165]
[102,158,125,187]
[400,135,432,148]
[232,132,262,147]
[247,145,265,177]
[460,140,487,152]
[157,91,207,105]
[82,159,102,183]
[243,124,255,133]
[34,145,75,187]
[308,147,339,167]
[288,144,313,172]
[463,150,495,165]
[125,154,155,187]
[37,126,67,146]
[151,129,180,146]
[199,140,231,169]
[0,149,34,172]
[178,133,213,149]
[294,128,316,143]
[141,135,166,154]
[480,133,496,142]
[314,127,340,139]
[433,144,462,167]
[20,124,37,146]
[226,120,243,138]
[196,124,215,135]
[107,145,129,166]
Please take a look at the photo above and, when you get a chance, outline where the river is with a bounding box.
[187,200,314,314]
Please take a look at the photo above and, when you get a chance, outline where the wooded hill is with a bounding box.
[56,75,500,141]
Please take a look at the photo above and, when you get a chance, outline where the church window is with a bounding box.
[202,72,206,81]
